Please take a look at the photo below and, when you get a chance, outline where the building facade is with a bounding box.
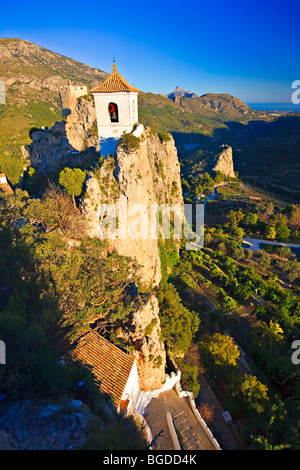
[91,64,140,156]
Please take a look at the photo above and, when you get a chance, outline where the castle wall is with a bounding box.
[59,85,88,117]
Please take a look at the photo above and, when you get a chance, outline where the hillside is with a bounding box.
[0,38,229,185]
[0,38,108,183]
[167,88,264,122]
[1,37,300,202]
[0,37,300,452]
[138,91,227,135]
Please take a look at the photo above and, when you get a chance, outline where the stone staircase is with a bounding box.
[173,411,205,450]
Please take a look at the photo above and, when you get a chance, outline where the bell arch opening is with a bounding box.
[108,102,119,123]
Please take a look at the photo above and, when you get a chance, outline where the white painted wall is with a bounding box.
[119,360,140,416]
[133,370,182,417]
[93,91,138,140]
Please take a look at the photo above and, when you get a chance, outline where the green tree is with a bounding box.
[244,212,258,226]
[230,374,269,417]
[233,226,244,240]
[117,132,140,152]
[59,167,86,209]
[265,224,277,240]
[260,320,284,350]
[276,220,290,240]
[214,170,225,184]
[157,284,199,356]
[199,333,240,367]
[25,184,87,240]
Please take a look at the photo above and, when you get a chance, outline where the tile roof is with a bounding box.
[65,331,135,405]
[0,182,13,195]
[90,64,140,94]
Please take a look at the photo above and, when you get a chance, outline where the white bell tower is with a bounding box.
[91,63,140,156]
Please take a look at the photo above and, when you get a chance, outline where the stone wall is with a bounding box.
[59,85,88,117]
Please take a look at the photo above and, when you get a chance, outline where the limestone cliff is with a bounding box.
[82,125,184,288]
[212,145,235,178]
[116,294,166,391]
[28,95,99,173]
[27,103,184,392]
[82,126,184,390]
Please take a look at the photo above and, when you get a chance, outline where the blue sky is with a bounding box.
[1,0,299,102]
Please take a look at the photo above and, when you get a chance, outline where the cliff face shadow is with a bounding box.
[25,120,100,193]
[172,114,300,202]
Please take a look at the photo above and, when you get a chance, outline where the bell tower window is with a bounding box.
[108,102,119,122]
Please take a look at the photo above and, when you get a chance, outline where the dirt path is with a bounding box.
[197,374,244,450]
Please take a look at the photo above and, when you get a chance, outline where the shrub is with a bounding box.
[176,359,200,397]
[58,167,86,208]
[158,131,171,143]
[118,132,140,152]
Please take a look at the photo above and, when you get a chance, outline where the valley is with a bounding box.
[0,37,299,451]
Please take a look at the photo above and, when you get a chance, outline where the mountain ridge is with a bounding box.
[167,86,262,121]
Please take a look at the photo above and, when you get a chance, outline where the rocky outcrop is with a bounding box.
[117,294,167,390]
[82,125,184,288]
[27,107,184,392]
[65,95,99,152]
[28,95,99,173]
[82,126,184,390]
[0,399,95,450]
[212,145,235,178]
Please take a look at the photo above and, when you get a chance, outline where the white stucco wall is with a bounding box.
[118,360,182,418]
[119,361,140,415]
[133,370,182,417]
[93,92,138,140]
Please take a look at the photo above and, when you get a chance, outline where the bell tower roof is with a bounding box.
[90,63,140,94]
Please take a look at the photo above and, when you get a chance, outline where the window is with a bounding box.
[108,102,119,123]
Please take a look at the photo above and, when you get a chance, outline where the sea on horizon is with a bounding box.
[247,103,300,112]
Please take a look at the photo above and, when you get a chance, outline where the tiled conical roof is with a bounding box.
[91,64,140,93]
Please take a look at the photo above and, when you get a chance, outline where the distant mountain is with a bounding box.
[167,86,199,100]
[167,89,262,122]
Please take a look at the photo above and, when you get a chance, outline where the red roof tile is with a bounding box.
[0,182,13,195]
[90,64,140,94]
[65,331,135,405]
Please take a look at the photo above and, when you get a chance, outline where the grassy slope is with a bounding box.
[0,38,108,183]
